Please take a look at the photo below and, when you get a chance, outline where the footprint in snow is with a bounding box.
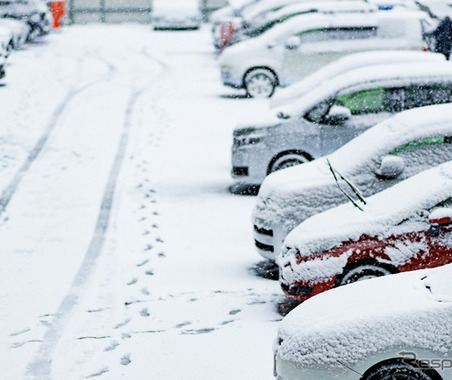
[114,318,131,329]
[127,278,138,286]
[86,367,109,378]
[136,259,149,267]
[120,354,131,366]
[104,340,120,352]
[140,308,150,317]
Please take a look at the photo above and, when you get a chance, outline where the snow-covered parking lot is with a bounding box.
[0,25,283,379]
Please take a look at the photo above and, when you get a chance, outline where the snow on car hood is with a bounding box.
[280,161,452,261]
[254,103,452,232]
[276,263,452,367]
[233,110,281,133]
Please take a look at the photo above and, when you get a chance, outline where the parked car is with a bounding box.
[213,0,300,51]
[270,50,445,109]
[274,262,452,379]
[0,24,14,56]
[0,0,52,41]
[234,61,452,189]
[219,10,431,97]
[279,158,452,303]
[0,54,6,80]
[224,1,378,50]
[252,102,452,262]
[0,18,30,48]
[152,0,201,30]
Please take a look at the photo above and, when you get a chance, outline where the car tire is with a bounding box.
[336,260,397,287]
[362,359,440,380]
[269,153,309,173]
[244,68,277,98]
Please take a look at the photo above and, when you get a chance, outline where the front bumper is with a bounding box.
[231,144,268,185]
[221,66,242,88]
[280,275,336,303]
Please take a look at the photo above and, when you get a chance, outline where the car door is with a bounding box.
[318,87,402,155]
[280,27,378,86]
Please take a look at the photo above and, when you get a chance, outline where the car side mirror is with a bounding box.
[428,207,452,237]
[375,156,404,180]
[324,105,351,125]
[285,36,300,50]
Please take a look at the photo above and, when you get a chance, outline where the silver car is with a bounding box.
[232,61,452,186]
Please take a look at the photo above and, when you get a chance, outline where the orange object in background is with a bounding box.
[51,1,65,29]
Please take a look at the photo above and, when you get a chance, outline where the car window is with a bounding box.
[404,85,452,110]
[435,196,452,208]
[336,88,402,115]
[389,135,452,178]
[296,27,377,44]
[390,136,451,154]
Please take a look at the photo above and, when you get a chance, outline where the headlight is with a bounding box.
[234,134,264,147]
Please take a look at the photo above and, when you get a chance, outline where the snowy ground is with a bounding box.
[0,24,283,379]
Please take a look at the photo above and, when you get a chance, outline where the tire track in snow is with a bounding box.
[25,87,145,379]
[0,53,116,218]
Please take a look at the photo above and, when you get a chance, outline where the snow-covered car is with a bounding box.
[253,103,452,261]
[0,54,6,80]
[233,61,452,189]
[224,1,378,51]
[0,24,14,56]
[270,50,445,109]
[0,18,30,48]
[152,0,201,30]
[279,159,452,303]
[0,0,52,41]
[219,10,430,97]
[213,0,300,51]
[274,262,452,380]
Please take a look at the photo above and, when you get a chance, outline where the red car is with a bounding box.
[279,161,452,303]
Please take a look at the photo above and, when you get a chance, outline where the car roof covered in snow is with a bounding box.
[276,263,452,367]
[281,159,452,259]
[278,61,452,118]
[270,50,445,109]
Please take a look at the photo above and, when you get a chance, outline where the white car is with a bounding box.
[219,10,430,97]
[274,262,452,379]
[0,18,30,48]
[0,0,52,41]
[152,0,201,30]
[270,50,445,108]
[252,102,452,260]
[0,25,13,57]
[227,1,378,49]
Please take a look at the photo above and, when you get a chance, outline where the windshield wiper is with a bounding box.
[326,159,367,212]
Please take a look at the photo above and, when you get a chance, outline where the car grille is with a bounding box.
[254,225,274,253]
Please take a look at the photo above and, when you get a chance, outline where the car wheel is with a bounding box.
[363,360,439,380]
[244,69,277,98]
[337,262,395,286]
[269,153,309,173]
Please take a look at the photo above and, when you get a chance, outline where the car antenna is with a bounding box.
[326,158,365,212]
